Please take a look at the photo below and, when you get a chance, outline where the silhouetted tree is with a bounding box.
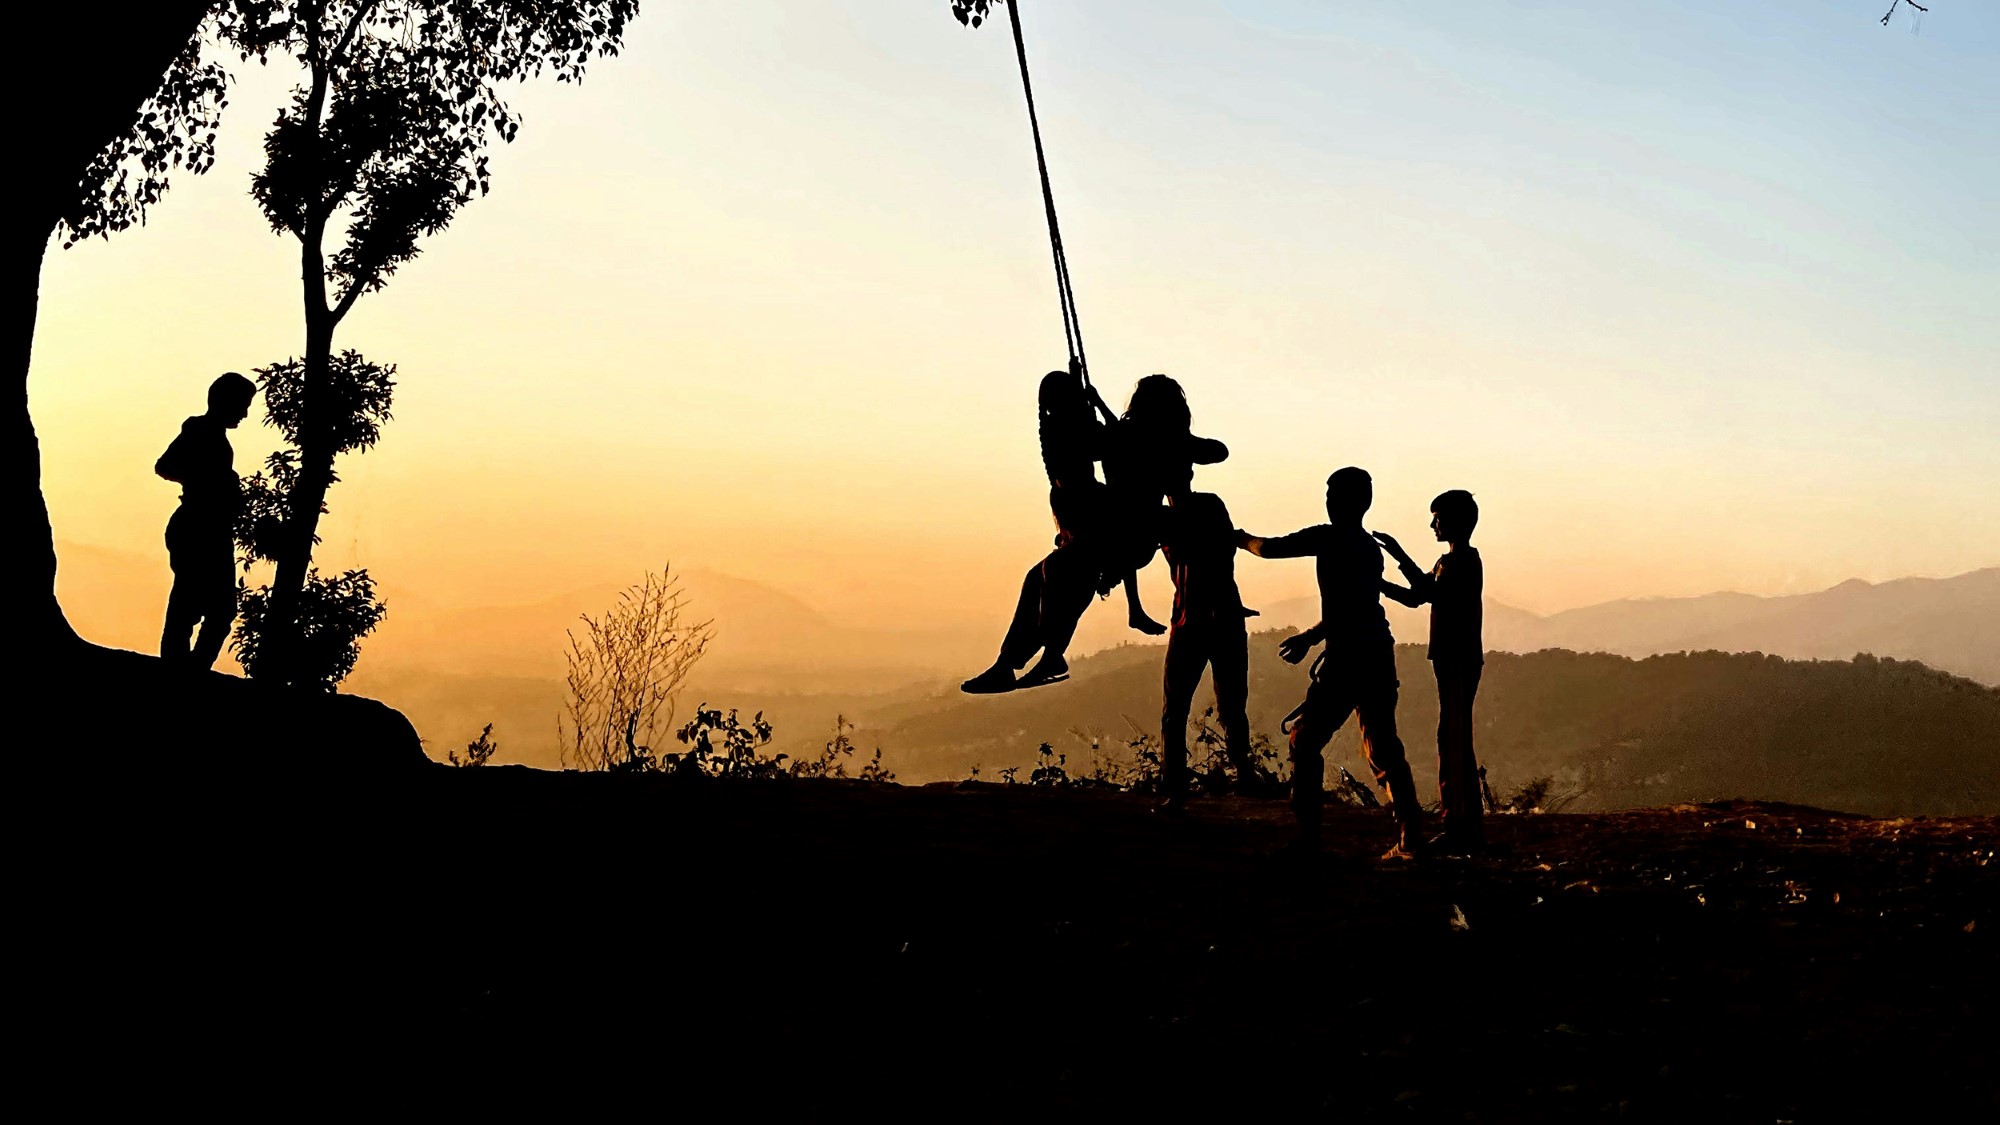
[229,350,394,689]
[7,5,216,644]
[6,1,633,654]
[225,0,634,680]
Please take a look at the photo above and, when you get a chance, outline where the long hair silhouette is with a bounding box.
[1123,373,1191,432]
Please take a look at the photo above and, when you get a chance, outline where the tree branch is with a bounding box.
[1881,0,1930,26]
[328,0,382,71]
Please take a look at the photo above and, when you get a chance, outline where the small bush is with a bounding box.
[450,724,498,768]
[670,705,777,778]
[857,747,896,785]
[1029,742,1071,787]
[232,567,386,691]
[991,709,1291,796]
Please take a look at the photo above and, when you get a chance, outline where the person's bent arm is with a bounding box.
[1380,579,1426,607]
[1278,622,1324,664]
[155,432,194,483]
[1087,385,1117,427]
[1188,434,1228,465]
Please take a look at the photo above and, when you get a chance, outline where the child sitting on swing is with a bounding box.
[962,366,1168,694]
[1099,373,1230,595]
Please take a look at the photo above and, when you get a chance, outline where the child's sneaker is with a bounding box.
[1013,655,1070,690]
[959,662,1018,695]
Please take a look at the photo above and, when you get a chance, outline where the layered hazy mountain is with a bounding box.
[53,540,1997,801]
[1260,567,1999,687]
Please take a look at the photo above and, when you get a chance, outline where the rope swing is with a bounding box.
[1005,0,1091,389]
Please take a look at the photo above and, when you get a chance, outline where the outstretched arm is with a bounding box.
[1239,526,1323,560]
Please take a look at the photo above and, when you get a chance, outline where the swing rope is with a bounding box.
[1005,0,1090,389]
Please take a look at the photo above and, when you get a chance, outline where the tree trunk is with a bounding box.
[272,327,335,605]
[6,5,211,649]
[260,309,338,685]
[2,221,67,643]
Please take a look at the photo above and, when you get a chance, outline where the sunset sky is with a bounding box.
[32,0,1998,667]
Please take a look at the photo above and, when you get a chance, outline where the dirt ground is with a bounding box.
[26,770,1996,1118]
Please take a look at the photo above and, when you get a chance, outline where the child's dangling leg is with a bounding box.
[1121,570,1165,636]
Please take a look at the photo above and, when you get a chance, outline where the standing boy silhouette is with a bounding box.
[156,372,256,670]
[1155,464,1277,812]
[1240,467,1424,859]
[1378,490,1485,854]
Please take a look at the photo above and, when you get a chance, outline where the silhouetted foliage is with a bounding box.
[257,351,396,456]
[228,351,393,689]
[216,1,635,669]
[1029,741,1071,787]
[856,746,896,785]
[1047,709,1288,796]
[977,707,1291,797]
[226,1,639,304]
[451,723,498,768]
[232,567,385,690]
[671,705,779,778]
[560,569,713,772]
[949,2,1001,29]
[639,710,901,784]
[57,34,229,246]
[787,716,894,783]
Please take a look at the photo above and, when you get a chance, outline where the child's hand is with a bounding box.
[1278,632,1316,665]
[1371,531,1407,559]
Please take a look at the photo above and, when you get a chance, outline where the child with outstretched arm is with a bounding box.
[1238,467,1426,860]
[1376,490,1486,854]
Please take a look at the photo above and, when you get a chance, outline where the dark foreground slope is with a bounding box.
[25,768,1994,1119]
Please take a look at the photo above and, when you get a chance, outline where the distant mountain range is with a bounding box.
[59,537,1995,687]
[50,539,1998,789]
[1258,567,2000,687]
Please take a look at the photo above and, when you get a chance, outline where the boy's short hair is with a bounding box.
[208,371,256,409]
[1432,489,1478,533]
[1326,466,1372,516]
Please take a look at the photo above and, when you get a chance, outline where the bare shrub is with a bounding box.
[558,569,713,772]
[1504,775,1586,814]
